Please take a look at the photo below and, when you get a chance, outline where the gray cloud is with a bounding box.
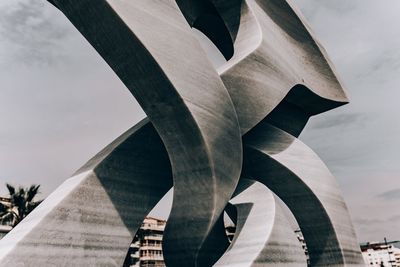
[296,0,400,242]
[0,0,145,197]
[0,0,70,65]
[309,112,366,130]
[390,215,400,222]
[0,0,399,244]
[296,0,358,20]
[377,189,400,201]
[353,218,385,227]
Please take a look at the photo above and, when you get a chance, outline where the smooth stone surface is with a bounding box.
[0,0,365,266]
[48,1,243,266]
[215,0,349,134]
[0,119,172,266]
[215,180,307,267]
[243,121,365,267]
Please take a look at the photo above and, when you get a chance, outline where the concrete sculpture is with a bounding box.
[215,180,307,267]
[0,0,365,266]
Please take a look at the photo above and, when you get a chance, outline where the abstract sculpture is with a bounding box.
[0,0,365,266]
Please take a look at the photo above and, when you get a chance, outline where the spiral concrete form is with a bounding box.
[0,0,364,266]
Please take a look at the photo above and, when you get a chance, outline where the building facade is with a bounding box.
[295,228,310,266]
[0,197,12,239]
[361,241,400,267]
[225,224,235,243]
[124,217,166,267]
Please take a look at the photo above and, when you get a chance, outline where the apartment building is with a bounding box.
[361,241,400,267]
[124,217,166,267]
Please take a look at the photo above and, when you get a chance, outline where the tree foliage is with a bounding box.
[0,184,42,227]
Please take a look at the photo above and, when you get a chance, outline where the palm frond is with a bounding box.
[18,187,24,196]
[26,184,40,202]
[3,183,42,226]
[6,183,15,195]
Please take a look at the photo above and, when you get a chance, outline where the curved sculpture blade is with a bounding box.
[243,121,365,266]
[215,179,307,267]
[48,1,243,266]
[213,0,349,133]
[0,0,365,266]
[0,119,172,266]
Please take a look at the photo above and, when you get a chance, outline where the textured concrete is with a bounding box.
[0,0,364,266]
[0,120,173,266]
[215,180,307,267]
[215,0,348,134]
[46,1,243,266]
[243,120,364,267]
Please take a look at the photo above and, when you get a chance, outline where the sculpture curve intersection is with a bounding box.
[0,1,365,266]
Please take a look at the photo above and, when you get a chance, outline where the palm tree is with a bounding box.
[0,184,42,227]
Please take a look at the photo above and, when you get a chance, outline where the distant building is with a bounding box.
[0,197,10,202]
[124,217,237,267]
[0,208,316,267]
[361,241,400,267]
[225,224,235,243]
[124,217,166,267]
[295,228,310,266]
[0,197,13,239]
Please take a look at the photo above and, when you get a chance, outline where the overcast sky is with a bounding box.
[0,0,399,243]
